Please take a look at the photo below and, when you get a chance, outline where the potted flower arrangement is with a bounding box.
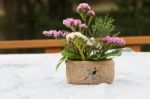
[43,3,125,85]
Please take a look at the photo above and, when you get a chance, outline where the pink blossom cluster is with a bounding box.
[77,3,95,16]
[102,36,125,46]
[63,18,87,29]
[79,23,87,29]
[43,30,68,39]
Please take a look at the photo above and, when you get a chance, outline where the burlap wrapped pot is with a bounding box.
[66,60,115,85]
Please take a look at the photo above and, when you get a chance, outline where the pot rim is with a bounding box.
[66,59,113,62]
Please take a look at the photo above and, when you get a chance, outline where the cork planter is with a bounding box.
[66,60,115,85]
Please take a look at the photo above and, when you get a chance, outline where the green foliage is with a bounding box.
[53,3,125,70]
[62,43,82,60]
[56,43,82,70]
[56,55,66,70]
[88,48,122,61]
[91,16,115,37]
[60,35,123,62]
[71,38,88,60]
[107,49,122,56]
[103,49,122,59]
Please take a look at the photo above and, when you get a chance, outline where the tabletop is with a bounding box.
[0,52,150,99]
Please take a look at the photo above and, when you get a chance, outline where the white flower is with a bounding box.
[66,33,74,41]
[96,43,101,48]
[87,37,95,46]
[96,43,102,48]
[66,32,88,42]
[87,40,94,46]
[90,37,95,42]
[86,37,102,48]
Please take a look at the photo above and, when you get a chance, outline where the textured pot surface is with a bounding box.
[66,60,115,85]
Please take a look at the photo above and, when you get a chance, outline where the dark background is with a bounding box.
[0,0,149,53]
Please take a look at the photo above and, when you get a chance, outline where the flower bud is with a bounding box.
[87,10,95,16]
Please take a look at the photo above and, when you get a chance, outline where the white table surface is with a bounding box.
[0,52,150,99]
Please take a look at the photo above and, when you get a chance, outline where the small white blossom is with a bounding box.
[86,37,102,48]
[96,43,101,48]
[66,32,88,42]
[87,37,95,46]
[90,37,95,42]
[87,40,94,46]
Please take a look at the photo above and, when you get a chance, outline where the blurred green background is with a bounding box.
[0,0,149,53]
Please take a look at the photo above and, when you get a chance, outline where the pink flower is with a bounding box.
[42,31,49,35]
[63,18,82,28]
[79,24,87,29]
[77,3,91,12]
[63,18,74,28]
[87,10,95,16]
[62,31,68,37]
[43,30,68,39]
[53,30,60,37]
[74,19,81,26]
[102,36,125,46]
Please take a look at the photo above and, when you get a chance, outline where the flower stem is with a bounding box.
[71,27,76,32]
[88,16,93,26]
[72,41,85,60]
[80,13,86,22]
[79,49,86,60]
